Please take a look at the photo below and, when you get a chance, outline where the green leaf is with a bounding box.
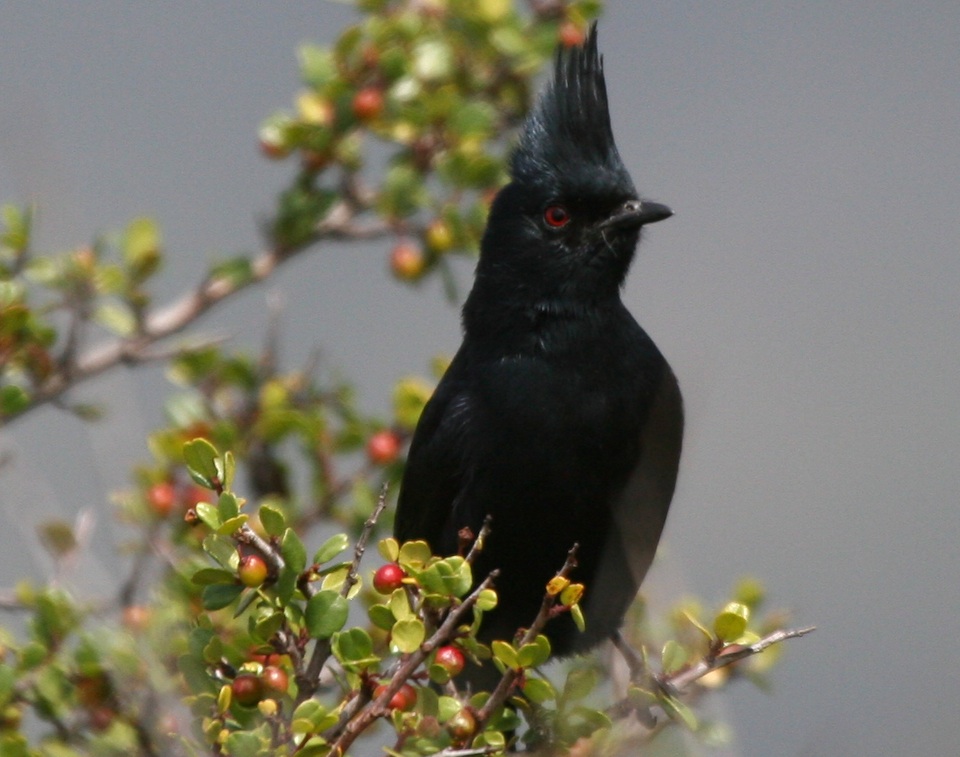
[194,502,221,530]
[37,521,76,559]
[0,385,29,416]
[0,663,15,708]
[232,586,261,618]
[217,491,240,521]
[368,603,395,631]
[224,730,262,757]
[333,628,378,671]
[475,588,497,612]
[522,676,556,704]
[562,666,599,703]
[259,504,286,538]
[398,539,432,569]
[252,611,285,642]
[491,640,518,669]
[203,533,239,569]
[191,567,237,586]
[183,437,220,489]
[281,528,307,573]
[389,588,414,621]
[437,695,462,722]
[202,583,243,611]
[208,257,253,289]
[570,603,586,632]
[216,514,248,535]
[305,591,349,639]
[661,640,687,674]
[298,44,337,89]
[291,699,324,729]
[517,635,551,669]
[660,694,699,730]
[427,662,451,685]
[122,217,161,276]
[392,377,433,431]
[714,602,750,642]
[93,303,136,336]
[221,450,237,490]
[441,556,472,597]
[378,537,399,562]
[275,564,298,605]
[313,533,350,565]
[391,618,425,654]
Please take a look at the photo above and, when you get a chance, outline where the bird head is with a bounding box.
[472,24,671,310]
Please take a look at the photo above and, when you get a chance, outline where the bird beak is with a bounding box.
[600,199,673,231]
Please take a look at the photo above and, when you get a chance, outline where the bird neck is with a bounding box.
[461,278,623,352]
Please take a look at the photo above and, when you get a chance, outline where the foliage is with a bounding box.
[0,2,809,755]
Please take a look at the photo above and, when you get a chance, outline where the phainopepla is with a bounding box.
[395,25,682,673]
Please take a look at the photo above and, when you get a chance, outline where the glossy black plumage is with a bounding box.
[395,26,682,672]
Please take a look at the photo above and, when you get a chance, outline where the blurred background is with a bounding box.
[1,2,958,755]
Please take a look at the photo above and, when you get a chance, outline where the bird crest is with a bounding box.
[511,24,635,195]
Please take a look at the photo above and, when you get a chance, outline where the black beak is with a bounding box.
[600,199,673,231]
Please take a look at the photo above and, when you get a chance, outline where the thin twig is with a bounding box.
[2,199,394,426]
[607,625,816,722]
[464,515,493,566]
[295,485,390,703]
[235,524,285,576]
[475,544,580,725]
[427,747,504,757]
[326,570,500,753]
[669,625,816,692]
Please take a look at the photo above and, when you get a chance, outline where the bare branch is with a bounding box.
[2,197,395,426]
[296,485,390,702]
[668,625,816,692]
[608,625,816,723]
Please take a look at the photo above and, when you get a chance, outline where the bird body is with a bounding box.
[395,26,682,664]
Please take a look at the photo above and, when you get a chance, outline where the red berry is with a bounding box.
[88,705,116,732]
[258,124,289,160]
[122,605,151,633]
[261,666,289,696]
[373,563,406,594]
[248,648,282,667]
[184,485,213,509]
[434,645,466,678]
[446,707,476,741]
[374,682,417,711]
[558,21,586,48]
[352,87,384,121]
[146,482,177,518]
[367,430,401,465]
[389,242,426,280]
[231,674,263,707]
[238,554,269,587]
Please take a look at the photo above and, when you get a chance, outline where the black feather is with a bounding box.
[395,23,681,687]
[512,25,634,198]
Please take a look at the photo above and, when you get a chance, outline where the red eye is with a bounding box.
[543,204,570,228]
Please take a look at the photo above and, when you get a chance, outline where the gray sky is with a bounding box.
[2,2,959,755]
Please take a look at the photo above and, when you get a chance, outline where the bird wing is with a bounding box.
[394,348,474,553]
[582,362,684,644]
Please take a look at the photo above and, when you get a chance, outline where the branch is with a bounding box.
[2,199,394,426]
[296,485,390,703]
[608,625,816,723]
[668,625,816,692]
[326,570,500,754]
[475,544,580,725]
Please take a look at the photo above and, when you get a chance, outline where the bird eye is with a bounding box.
[543,204,571,228]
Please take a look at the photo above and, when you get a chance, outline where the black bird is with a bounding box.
[395,26,682,672]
